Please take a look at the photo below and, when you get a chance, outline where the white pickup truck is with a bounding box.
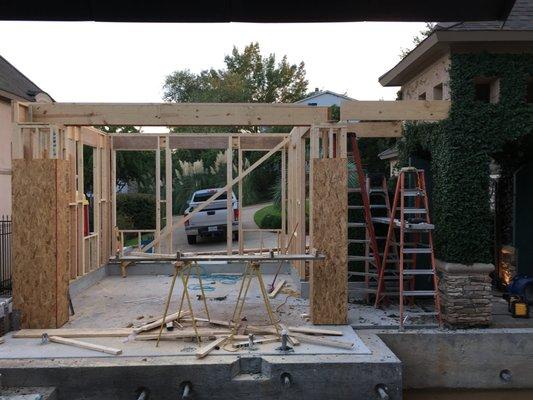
[183,188,239,244]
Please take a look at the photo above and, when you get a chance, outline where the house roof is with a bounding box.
[435,0,533,31]
[379,0,533,87]
[378,146,399,160]
[296,90,355,104]
[0,0,516,23]
[0,55,50,101]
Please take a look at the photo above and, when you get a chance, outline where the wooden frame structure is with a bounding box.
[11,100,449,328]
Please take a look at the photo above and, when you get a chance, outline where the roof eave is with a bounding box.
[379,30,533,87]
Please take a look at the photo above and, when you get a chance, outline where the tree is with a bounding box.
[163,43,309,209]
[163,42,308,104]
[98,126,155,193]
[399,23,436,59]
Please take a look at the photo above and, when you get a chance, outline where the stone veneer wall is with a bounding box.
[436,260,494,327]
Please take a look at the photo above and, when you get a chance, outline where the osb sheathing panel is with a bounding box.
[310,158,348,324]
[12,159,70,328]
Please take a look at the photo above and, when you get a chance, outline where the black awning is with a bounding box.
[0,0,517,23]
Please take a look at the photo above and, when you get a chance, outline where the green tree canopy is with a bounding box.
[163,43,310,210]
[163,42,308,103]
[98,125,155,193]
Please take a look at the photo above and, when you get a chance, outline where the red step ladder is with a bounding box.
[374,167,442,329]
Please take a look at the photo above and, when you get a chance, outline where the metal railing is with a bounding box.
[0,216,12,296]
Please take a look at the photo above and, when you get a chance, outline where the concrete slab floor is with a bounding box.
[0,274,402,400]
[1,274,371,359]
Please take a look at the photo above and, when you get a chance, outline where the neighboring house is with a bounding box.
[378,0,533,282]
[380,0,533,102]
[296,89,354,107]
[0,55,53,216]
[377,146,399,177]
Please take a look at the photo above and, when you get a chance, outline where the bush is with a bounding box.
[116,193,156,229]
[254,204,282,229]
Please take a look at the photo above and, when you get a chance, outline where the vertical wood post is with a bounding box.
[238,145,244,254]
[155,139,161,253]
[111,148,117,254]
[281,147,287,250]
[165,137,173,252]
[226,136,233,255]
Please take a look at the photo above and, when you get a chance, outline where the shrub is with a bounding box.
[254,204,282,229]
[116,193,156,229]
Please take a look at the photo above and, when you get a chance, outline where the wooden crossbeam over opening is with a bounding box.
[341,100,450,121]
[17,102,331,126]
[112,133,289,151]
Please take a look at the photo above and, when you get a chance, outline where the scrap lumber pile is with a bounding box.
[10,311,355,359]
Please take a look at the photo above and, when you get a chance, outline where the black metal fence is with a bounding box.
[0,215,12,296]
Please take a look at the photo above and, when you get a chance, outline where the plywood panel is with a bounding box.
[310,158,347,324]
[12,159,69,328]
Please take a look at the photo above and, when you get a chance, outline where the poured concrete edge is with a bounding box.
[372,327,533,390]
[0,332,401,400]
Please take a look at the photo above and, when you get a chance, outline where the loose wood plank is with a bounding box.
[183,317,232,327]
[287,326,343,336]
[232,335,279,348]
[133,311,190,334]
[135,329,230,341]
[196,336,228,359]
[288,333,353,350]
[49,336,122,355]
[268,279,286,298]
[13,328,134,338]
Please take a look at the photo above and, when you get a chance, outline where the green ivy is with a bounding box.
[399,53,533,264]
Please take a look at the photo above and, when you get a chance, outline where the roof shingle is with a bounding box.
[0,55,47,101]
[436,0,533,31]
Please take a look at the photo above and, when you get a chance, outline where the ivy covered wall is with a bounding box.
[399,52,533,265]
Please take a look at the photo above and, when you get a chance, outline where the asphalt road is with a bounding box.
[171,203,279,253]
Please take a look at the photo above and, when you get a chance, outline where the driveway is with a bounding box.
[171,203,279,253]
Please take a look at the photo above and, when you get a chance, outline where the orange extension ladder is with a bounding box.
[347,134,383,299]
[374,167,442,329]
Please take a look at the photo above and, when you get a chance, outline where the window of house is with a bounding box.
[433,83,443,100]
[418,92,426,100]
[307,102,318,106]
[474,77,500,104]
[526,77,533,104]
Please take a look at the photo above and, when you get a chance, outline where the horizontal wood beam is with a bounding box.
[80,126,107,148]
[19,102,330,126]
[341,100,450,121]
[347,121,403,137]
[112,133,289,151]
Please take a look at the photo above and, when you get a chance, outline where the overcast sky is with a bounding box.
[0,21,426,103]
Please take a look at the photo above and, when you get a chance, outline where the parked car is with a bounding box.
[183,188,239,244]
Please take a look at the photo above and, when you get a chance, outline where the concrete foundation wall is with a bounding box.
[378,329,533,390]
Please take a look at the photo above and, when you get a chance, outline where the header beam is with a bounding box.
[18,102,330,126]
[341,100,450,121]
